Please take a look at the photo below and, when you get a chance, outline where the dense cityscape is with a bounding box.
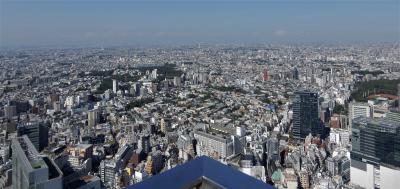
[0,43,399,189]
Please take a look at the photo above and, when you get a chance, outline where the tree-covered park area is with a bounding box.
[138,63,183,81]
[125,98,155,110]
[211,86,246,93]
[94,63,182,93]
[351,79,400,102]
[351,70,384,76]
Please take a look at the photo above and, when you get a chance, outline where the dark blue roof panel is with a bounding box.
[126,156,276,189]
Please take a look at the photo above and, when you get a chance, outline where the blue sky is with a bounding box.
[0,0,399,47]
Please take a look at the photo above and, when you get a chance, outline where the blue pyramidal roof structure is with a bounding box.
[126,156,276,189]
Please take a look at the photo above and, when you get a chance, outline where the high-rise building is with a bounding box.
[151,69,157,79]
[265,138,279,170]
[99,145,132,188]
[4,105,17,119]
[88,109,99,127]
[160,118,167,133]
[134,82,141,97]
[292,91,323,140]
[17,122,49,151]
[11,135,62,189]
[293,68,299,80]
[53,101,61,112]
[350,117,400,189]
[262,68,269,81]
[173,76,181,87]
[398,83,400,111]
[138,135,151,154]
[113,79,118,93]
[99,160,118,187]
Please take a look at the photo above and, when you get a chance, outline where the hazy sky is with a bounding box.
[0,0,399,47]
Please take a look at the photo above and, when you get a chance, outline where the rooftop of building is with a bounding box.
[75,143,93,149]
[67,175,100,189]
[350,101,370,105]
[126,156,275,189]
[13,136,63,180]
[15,135,47,170]
[194,130,231,143]
[353,117,400,131]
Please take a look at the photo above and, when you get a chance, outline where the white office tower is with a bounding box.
[151,69,157,79]
[113,79,118,93]
[64,96,75,110]
[236,126,245,137]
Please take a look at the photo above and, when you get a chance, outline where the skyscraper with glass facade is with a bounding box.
[350,117,400,189]
[351,117,400,168]
[17,121,49,152]
[292,91,323,140]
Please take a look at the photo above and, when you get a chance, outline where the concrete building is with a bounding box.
[151,69,158,80]
[138,135,151,154]
[99,145,133,187]
[194,130,235,159]
[87,109,99,127]
[159,118,168,133]
[173,76,181,87]
[11,135,63,189]
[99,160,118,187]
[4,105,17,119]
[299,171,310,189]
[67,144,93,168]
[329,129,350,147]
